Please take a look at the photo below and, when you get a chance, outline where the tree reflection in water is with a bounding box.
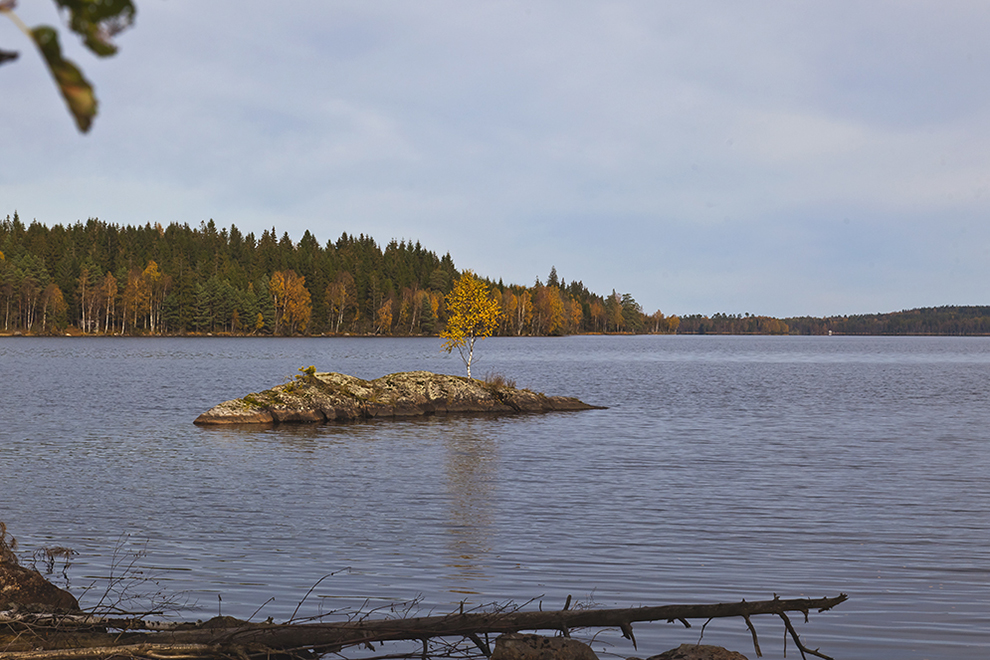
[441,417,498,590]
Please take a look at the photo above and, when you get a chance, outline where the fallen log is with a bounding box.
[1,594,848,660]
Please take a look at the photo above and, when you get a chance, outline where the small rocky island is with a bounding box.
[194,370,603,425]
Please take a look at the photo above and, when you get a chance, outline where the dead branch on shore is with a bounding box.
[0,594,847,660]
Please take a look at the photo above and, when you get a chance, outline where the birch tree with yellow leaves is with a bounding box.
[441,271,501,378]
[270,270,312,335]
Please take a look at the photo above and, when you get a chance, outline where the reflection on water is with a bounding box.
[200,414,502,592]
[2,336,990,659]
[442,420,497,589]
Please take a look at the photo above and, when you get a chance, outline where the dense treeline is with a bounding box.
[668,307,990,336]
[0,213,674,337]
[7,214,988,337]
[676,313,789,335]
[785,307,990,336]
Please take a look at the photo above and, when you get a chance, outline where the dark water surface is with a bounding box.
[1,336,988,659]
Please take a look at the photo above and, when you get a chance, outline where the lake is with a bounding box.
[1,335,988,659]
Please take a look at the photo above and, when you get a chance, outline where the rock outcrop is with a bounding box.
[1,524,79,612]
[641,644,749,660]
[492,633,599,660]
[0,560,79,612]
[194,370,603,425]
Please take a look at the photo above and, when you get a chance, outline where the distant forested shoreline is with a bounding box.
[2,213,987,337]
[784,307,990,336]
[0,213,674,337]
[679,308,990,336]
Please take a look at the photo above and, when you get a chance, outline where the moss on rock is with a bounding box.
[194,370,602,425]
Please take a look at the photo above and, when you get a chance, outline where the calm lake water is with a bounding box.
[1,336,988,659]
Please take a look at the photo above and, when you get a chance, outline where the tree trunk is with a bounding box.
[1,595,847,660]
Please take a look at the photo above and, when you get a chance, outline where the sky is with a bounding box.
[3,1,990,318]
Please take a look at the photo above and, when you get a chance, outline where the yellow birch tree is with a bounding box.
[325,271,356,334]
[440,271,501,378]
[40,282,66,333]
[101,271,117,333]
[375,298,393,335]
[272,270,312,335]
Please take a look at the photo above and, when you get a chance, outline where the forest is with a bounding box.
[784,306,990,336]
[652,306,990,336]
[675,313,790,335]
[0,213,676,337]
[5,213,989,338]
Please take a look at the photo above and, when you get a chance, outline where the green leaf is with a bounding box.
[53,0,136,57]
[31,26,97,133]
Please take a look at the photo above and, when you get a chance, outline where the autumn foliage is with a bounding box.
[440,271,501,377]
[0,214,677,337]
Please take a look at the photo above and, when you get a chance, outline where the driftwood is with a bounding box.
[0,594,847,660]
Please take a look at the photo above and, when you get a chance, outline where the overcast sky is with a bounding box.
[3,1,990,317]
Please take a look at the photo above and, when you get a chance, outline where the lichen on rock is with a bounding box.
[194,370,602,425]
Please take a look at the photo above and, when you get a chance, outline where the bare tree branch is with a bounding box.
[1,595,848,660]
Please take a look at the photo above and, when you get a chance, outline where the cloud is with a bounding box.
[3,1,990,316]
